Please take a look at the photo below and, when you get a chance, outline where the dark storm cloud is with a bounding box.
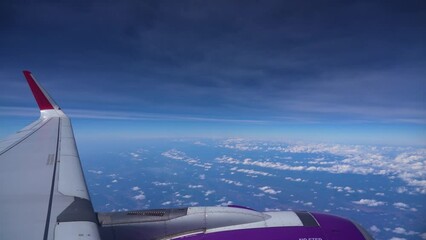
[0,0,425,122]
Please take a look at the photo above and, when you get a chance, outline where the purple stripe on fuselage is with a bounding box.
[173,226,325,240]
[311,213,365,240]
[171,212,367,240]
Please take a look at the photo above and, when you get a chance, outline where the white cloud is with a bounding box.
[326,183,357,194]
[131,186,141,191]
[393,202,409,210]
[221,178,243,187]
[292,200,314,207]
[216,155,306,171]
[162,201,171,206]
[204,190,215,196]
[162,149,188,160]
[188,185,203,189]
[370,225,380,233]
[259,186,281,195]
[219,139,263,151]
[161,149,211,169]
[234,168,274,176]
[133,191,146,200]
[152,181,173,186]
[193,141,207,146]
[88,170,103,174]
[217,142,426,194]
[352,199,386,207]
[394,152,423,164]
[396,187,408,194]
[216,156,240,164]
[220,201,234,206]
[393,228,407,234]
[392,227,419,236]
[284,177,307,182]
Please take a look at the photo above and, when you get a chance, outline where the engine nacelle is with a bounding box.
[97,206,373,240]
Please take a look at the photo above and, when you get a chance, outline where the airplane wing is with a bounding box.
[1,71,373,240]
[0,71,100,240]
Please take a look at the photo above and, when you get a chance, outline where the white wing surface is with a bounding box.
[0,71,100,240]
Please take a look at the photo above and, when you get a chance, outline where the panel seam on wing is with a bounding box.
[0,118,53,156]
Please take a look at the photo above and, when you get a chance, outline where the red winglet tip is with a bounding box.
[23,70,32,79]
[23,71,55,110]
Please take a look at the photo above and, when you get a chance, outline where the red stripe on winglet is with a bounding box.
[23,70,54,110]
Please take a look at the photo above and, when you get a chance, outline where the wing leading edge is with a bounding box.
[0,71,100,240]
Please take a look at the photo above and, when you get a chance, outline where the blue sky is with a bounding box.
[0,0,425,145]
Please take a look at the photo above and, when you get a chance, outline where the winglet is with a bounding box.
[23,70,59,110]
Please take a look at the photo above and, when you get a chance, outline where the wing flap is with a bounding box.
[58,155,90,199]
[60,137,79,157]
[55,222,100,240]
[58,117,90,200]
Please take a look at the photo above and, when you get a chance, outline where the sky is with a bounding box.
[0,0,425,145]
